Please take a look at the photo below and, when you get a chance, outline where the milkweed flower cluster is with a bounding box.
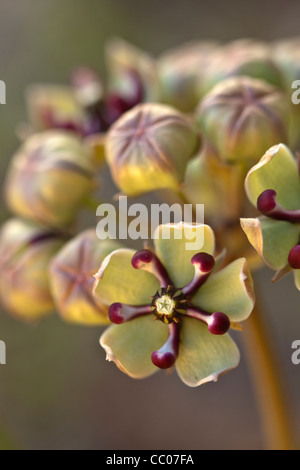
[1,35,300,386]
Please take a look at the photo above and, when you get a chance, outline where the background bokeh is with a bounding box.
[0,0,300,450]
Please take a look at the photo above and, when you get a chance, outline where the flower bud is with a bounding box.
[49,230,121,325]
[288,245,300,269]
[158,40,219,112]
[70,66,104,110]
[105,103,200,196]
[0,218,64,322]
[183,143,244,224]
[202,39,284,95]
[105,37,160,103]
[25,84,86,134]
[272,37,300,89]
[4,130,96,228]
[70,66,112,134]
[272,37,300,147]
[196,76,289,165]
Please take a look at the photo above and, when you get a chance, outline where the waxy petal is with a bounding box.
[100,315,169,379]
[241,217,300,271]
[176,318,240,387]
[93,248,160,306]
[153,223,215,288]
[293,269,300,291]
[245,143,300,210]
[192,258,255,322]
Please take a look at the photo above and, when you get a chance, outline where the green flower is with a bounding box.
[241,143,300,288]
[93,223,255,387]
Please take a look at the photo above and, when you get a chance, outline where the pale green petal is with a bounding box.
[176,317,240,387]
[93,248,160,306]
[293,270,300,291]
[100,315,169,379]
[241,217,300,271]
[153,222,215,288]
[245,143,300,210]
[192,258,255,322]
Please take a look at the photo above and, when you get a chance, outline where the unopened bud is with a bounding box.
[25,84,86,134]
[105,103,200,195]
[158,40,219,112]
[202,39,283,94]
[49,230,121,325]
[197,76,289,164]
[0,218,64,322]
[4,130,96,228]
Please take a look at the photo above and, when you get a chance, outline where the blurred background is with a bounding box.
[0,0,300,450]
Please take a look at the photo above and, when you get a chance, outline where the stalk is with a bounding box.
[242,299,295,450]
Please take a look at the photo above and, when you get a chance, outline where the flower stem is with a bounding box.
[242,299,295,450]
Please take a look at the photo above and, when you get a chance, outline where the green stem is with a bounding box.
[242,299,295,450]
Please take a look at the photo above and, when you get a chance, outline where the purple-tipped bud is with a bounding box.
[191,252,215,273]
[182,252,215,296]
[71,66,103,108]
[151,323,179,369]
[131,249,154,269]
[256,189,300,223]
[109,303,125,324]
[71,66,100,89]
[257,189,277,213]
[104,93,132,126]
[131,249,171,288]
[186,307,230,335]
[151,351,176,369]
[288,245,300,269]
[108,302,152,324]
[208,312,231,335]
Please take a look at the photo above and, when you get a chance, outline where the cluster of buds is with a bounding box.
[2,35,300,386]
[24,38,157,139]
